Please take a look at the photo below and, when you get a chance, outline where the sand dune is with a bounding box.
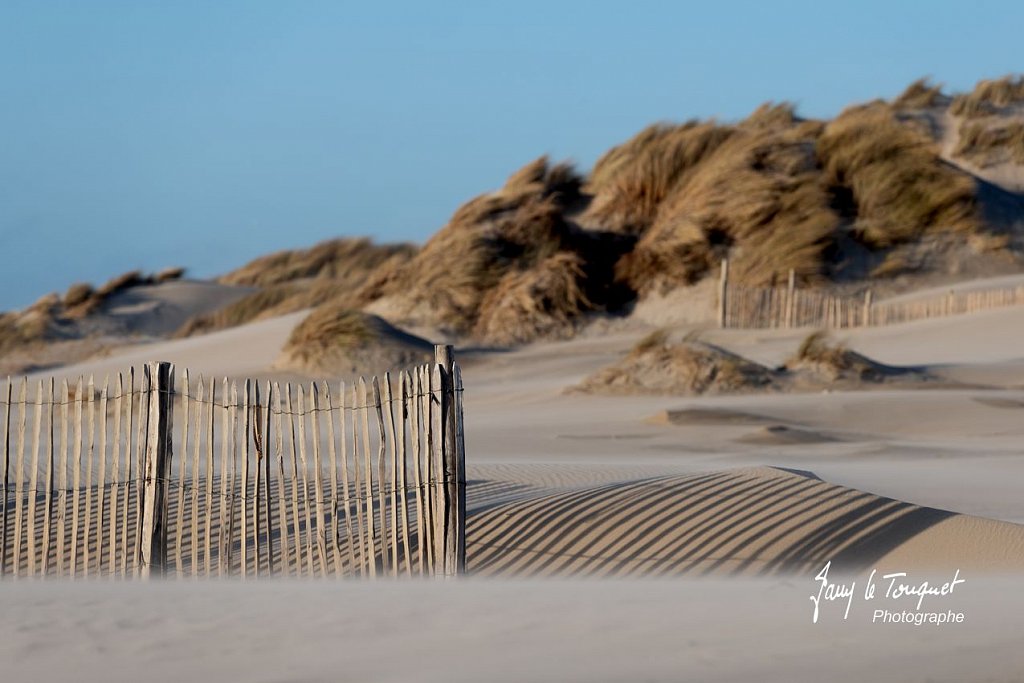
[466,465,1024,577]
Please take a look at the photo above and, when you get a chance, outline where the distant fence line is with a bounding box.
[0,347,466,579]
[717,260,1024,329]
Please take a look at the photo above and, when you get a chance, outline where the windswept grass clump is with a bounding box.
[175,283,301,337]
[471,252,594,345]
[954,120,1024,166]
[575,332,777,395]
[279,304,431,375]
[817,102,981,248]
[177,239,417,337]
[786,330,914,383]
[219,238,417,288]
[950,75,1024,118]
[361,156,632,341]
[585,121,736,234]
[614,104,838,293]
[893,78,945,110]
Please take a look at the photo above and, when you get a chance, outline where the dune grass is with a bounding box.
[892,78,945,109]
[950,75,1024,118]
[613,104,837,293]
[816,102,981,248]
[585,121,736,234]
[954,120,1024,166]
[219,238,417,288]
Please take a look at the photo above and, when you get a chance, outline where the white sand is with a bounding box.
[8,279,1024,680]
[2,578,1022,683]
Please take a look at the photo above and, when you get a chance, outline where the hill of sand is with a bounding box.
[7,75,1024,374]
[6,272,1024,681]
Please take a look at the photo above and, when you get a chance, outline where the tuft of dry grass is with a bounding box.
[585,121,736,234]
[176,239,417,337]
[96,270,146,298]
[615,107,838,293]
[62,283,94,308]
[786,330,898,382]
[817,102,981,248]
[219,238,417,289]
[155,266,186,283]
[950,75,1024,117]
[575,336,777,396]
[357,156,629,340]
[954,120,1024,166]
[471,252,594,345]
[893,78,945,109]
[279,304,431,375]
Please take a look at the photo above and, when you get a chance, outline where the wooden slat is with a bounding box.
[407,370,425,576]
[69,377,83,577]
[227,380,239,575]
[397,372,412,577]
[204,378,216,577]
[430,364,446,575]
[350,382,367,576]
[240,379,250,579]
[95,378,108,575]
[250,381,261,577]
[273,382,291,576]
[83,376,95,577]
[453,363,467,575]
[120,368,135,577]
[295,384,315,575]
[381,374,400,575]
[0,378,10,576]
[417,366,433,574]
[262,381,274,577]
[325,382,343,577]
[285,384,305,576]
[11,379,26,576]
[41,379,55,576]
[359,378,377,577]
[337,382,358,576]
[218,378,230,577]
[132,368,149,575]
[27,381,43,575]
[120,369,135,577]
[190,377,204,578]
[372,377,389,575]
[109,374,123,575]
[310,382,328,575]
[176,370,190,576]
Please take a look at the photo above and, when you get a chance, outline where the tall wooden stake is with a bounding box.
[139,361,174,578]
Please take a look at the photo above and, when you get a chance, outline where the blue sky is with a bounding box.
[2,0,1022,310]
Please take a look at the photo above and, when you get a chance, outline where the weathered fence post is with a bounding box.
[862,290,873,327]
[717,259,729,328]
[139,361,174,578]
[434,344,465,577]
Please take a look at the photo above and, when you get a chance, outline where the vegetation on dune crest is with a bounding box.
[177,238,416,337]
[575,329,777,395]
[954,120,1024,167]
[358,155,633,343]
[279,304,431,375]
[892,78,946,110]
[615,103,838,292]
[950,75,1024,118]
[817,102,981,248]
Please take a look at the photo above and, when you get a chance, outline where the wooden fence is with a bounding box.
[0,346,466,579]
[717,260,1024,329]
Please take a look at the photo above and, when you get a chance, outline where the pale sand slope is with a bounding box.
[2,578,1022,683]
[8,279,1024,680]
